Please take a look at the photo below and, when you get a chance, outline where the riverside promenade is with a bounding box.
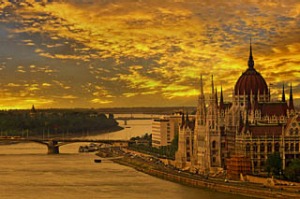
[97,148,300,199]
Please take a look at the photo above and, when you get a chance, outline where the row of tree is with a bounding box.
[266,152,300,182]
[0,110,118,137]
[129,133,178,160]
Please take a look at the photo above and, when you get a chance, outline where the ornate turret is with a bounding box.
[282,84,286,102]
[220,86,224,109]
[289,83,294,110]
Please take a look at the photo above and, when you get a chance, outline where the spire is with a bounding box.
[180,112,185,128]
[186,112,189,122]
[220,86,224,109]
[211,75,214,94]
[215,88,218,106]
[200,74,204,96]
[282,84,285,102]
[248,38,254,69]
[289,83,294,110]
[31,104,36,113]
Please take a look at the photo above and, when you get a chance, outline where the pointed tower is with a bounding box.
[192,74,208,173]
[220,86,224,110]
[282,84,286,102]
[289,83,294,111]
[248,38,254,69]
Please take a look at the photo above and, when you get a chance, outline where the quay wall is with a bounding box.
[112,158,300,199]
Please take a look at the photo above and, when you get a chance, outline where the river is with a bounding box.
[0,116,252,199]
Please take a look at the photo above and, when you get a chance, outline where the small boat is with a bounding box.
[94,159,102,163]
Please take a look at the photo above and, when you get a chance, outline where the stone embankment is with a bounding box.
[97,148,300,199]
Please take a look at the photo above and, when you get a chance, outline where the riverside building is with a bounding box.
[175,42,299,176]
[152,114,184,148]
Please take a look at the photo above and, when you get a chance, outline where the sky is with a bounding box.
[0,0,299,109]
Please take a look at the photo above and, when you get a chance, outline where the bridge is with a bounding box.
[0,136,131,154]
[115,115,160,125]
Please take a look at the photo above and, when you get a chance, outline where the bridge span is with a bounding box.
[0,137,131,154]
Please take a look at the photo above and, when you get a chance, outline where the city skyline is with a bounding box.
[0,0,299,109]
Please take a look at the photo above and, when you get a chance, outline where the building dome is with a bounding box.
[234,43,268,96]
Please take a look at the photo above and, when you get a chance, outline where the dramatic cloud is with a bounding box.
[0,0,299,108]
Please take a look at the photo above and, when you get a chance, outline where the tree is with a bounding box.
[266,152,282,176]
[284,159,300,182]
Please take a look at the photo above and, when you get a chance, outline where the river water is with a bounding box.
[0,116,251,199]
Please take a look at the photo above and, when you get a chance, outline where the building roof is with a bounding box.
[258,102,288,117]
[248,125,283,137]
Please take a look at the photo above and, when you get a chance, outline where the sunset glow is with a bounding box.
[0,0,299,109]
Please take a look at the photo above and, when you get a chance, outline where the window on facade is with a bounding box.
[212,157,216,163]
[260,161,265,167]
[296,128,299,135]
[290,128,294,135]
[291,143,294,152]
[296,143,299,152]
[275,143,280,152]
[254,161,258,168]
[260,143,265,152]
[253,143,257,152]
[267,143,272,153]
[212,141,216,149]
[221,142,226,149]
[246,143,250,153]
[285,143,289,151]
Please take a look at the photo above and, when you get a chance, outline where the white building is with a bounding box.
[151,114,184,148]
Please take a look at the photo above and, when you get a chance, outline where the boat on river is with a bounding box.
[94,159,102,163]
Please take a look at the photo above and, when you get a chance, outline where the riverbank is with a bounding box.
[97,148,300,199]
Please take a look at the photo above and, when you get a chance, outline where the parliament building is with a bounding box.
[175,43,299,176]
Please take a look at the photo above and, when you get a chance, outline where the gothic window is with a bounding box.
[212,157,216,163]
[267,143,272,153]
[253,143,257,152]
[296,143,299,152]
[260,143,265,152]
[296,128,299,135]
[285,143,289,151]
[212,141,216,149]
[186,138,190,145]
[221,142,226,149]
[260,161,265,167]
[246,143,250,154]
[291,143,294,152]
[275,143,280,152]
[290,128,294,135]
[254,161,258,168]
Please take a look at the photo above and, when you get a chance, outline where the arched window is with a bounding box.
[260,143,265,152]
[285,143,289,151]
[290,143,294,152]
[290,128,294,135]
[246,143,250,153]
[267,143,272,153]
[275,142,280,152]
[212,141,216,149]
[212,157,216,163]
[253,143,257,152]
[296,128,299,135]
[296,143,299,152]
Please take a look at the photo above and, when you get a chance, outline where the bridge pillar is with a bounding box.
[47,140,59,154]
